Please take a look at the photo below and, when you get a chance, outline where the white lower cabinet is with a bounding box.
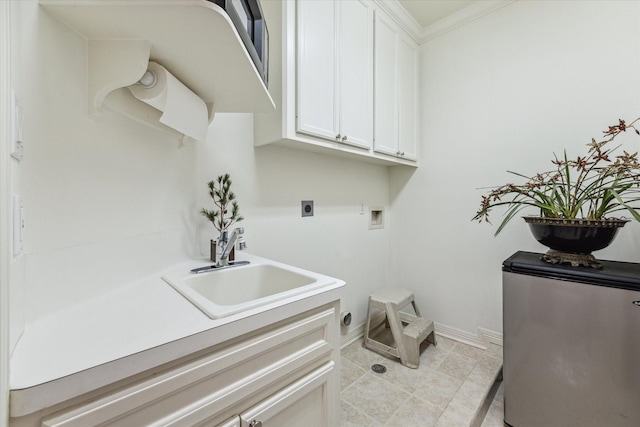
[217,418,240,427]
[237,362,336,427]
[198,363,335,427]
[23,304,339,427]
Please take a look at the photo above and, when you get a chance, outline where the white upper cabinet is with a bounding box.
[296,0,373,149]
[254,0,418,167]
[338,0,374,149]
[296,0,338,140]
[397,34,419,161]
[373,11,418,161]
[373,12,400,157]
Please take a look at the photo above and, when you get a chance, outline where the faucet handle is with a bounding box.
[237,238,247,250]
[234,227,246,250]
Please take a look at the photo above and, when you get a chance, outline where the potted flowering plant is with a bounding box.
[473,118,640,267]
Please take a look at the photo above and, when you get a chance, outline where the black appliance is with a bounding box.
[209,0,269,86]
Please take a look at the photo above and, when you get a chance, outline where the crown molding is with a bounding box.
[420,0,515,43]
[372,0,423,43]
[373,0,515,45]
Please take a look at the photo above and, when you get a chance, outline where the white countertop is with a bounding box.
[9,253,345,417]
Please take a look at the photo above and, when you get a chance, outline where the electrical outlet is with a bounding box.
[301,200,314,217]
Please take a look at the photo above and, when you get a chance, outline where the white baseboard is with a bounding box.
[436,323,504,349]
[340,322,366,349]
[340,321,503,350]
[478,327,503,347]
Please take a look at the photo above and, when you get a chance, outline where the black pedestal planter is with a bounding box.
[523,217,629,268]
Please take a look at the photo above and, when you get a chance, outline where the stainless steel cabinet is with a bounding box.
[503,252,640,427]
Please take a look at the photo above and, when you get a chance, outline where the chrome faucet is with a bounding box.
[190,227,249,274]
[217,227,244,267]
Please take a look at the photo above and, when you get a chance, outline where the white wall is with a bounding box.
[391,0,640,338]
[8,0,391,353]
[10,0,201,330]
[197,115,391,336]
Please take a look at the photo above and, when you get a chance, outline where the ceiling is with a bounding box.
[397,0,478,28]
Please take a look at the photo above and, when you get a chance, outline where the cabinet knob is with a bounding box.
[249,421,263,427]
[341,135,348,141]
[335,134,341,140]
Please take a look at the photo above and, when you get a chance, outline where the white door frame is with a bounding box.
[0,0,12,426]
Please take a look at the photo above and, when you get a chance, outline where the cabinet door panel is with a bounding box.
[296,0,338,140]
[217,417,240,427]
[373,13,399,156]
[397,35,418,160]
[239,362,336,427]
[338,0,372,149]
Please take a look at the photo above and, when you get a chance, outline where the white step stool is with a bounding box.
[363,287,436,369]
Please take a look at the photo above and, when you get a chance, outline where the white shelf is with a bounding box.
[39,0,275,125]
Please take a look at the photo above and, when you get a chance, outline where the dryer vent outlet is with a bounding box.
[369,206,384,229]
[301,200,314,217]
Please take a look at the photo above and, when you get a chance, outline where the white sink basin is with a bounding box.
[162,257,339,319]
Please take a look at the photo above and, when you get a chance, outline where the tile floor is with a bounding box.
[340,336,504,426]
[480,382,505,427]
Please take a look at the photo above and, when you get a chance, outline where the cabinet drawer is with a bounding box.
[212,362,336,427]
[239,362,337,427]
[42,307,337,427]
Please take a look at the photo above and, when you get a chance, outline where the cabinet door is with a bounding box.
[239,362,337,427]
[337,0,373,149]
[217,417,241,427]
[397,34,418,161]
[373,12,399,156]
[296,0,338,140]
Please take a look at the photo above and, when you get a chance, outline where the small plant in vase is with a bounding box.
[201,174,244,262]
